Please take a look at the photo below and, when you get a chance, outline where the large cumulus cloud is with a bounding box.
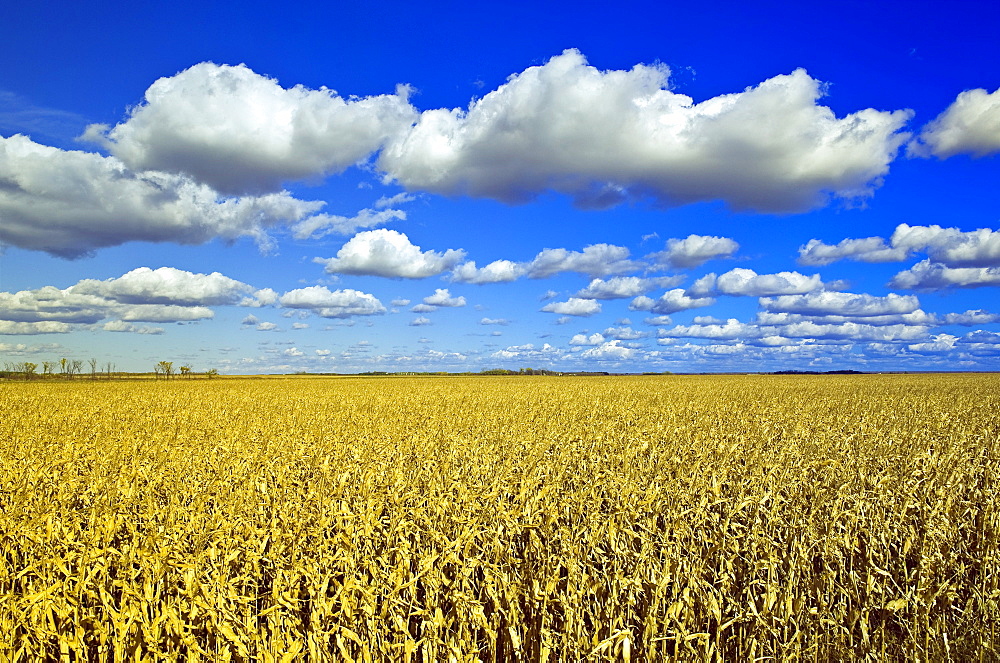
[378,49,912,212]
[0,135,322,257]
[82,63,417,195]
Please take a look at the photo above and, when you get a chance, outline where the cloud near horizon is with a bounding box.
[0,267,263,332]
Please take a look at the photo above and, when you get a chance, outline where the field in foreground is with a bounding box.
[1,374,998,661]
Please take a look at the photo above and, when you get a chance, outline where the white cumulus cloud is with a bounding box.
[315,229,465,279]
[649,234,739,269]
[449,260,525,284]
[797,236,907,266]
[890,260,1000,290]
[907,334,960,354]
[692,268,823,297]
[491,343,561,361]
[909,87,1000,159]
[575,276,681,300]
[526,244,637,279]
[569,332,606,346]
[579,340,637,360]
[451,244,638,283]
[291,207,406,240]
[422,288,466,308]
[0,135,324,257]
[799,223,1000,268]
[602,326,649,340]
[379,49,911,212]
[72,267,254,306]
[629,289,715,314]
[278,285,386,318]
[0,321,72,335]
[890,224,1000,268]
[82,62,417,194]
[540,298,602,317]
[0,267,256,329]
[102,320,164,334]
[759,292,920,317]
[942,309,1000,325]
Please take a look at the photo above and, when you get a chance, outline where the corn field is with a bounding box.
[1,374,998,661]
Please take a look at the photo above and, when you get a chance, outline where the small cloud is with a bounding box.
[540,298,601,317]
[102,320,164,334]
[373,192,417,209]
[315,229,465,279]
[422,288,467,308]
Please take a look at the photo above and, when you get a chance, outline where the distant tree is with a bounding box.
[22,362,38,380]
[206,368,219,379]
[480,368,516,375]
[104,362,115,379]
[60,357,68,377]
[89,358,98,380]
[42,361,54,377]
[180,365,191,378]
[156,361,174,379]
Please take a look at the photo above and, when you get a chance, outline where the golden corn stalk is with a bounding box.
[0,374,997,660]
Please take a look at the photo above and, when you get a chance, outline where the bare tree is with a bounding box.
[42,361,54,377]
[206,368,219,379]
[156,361,173,379]
[68,360,83,378]
[104,361,115,379]
[180,365,191,378]
[89,358,98,380]
[21,362,38,380]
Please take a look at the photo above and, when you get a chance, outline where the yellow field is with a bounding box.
[1,374,997,661]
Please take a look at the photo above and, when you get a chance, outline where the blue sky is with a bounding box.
[2,0,999,373]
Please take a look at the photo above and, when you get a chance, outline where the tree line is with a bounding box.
[0,358,218,380]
